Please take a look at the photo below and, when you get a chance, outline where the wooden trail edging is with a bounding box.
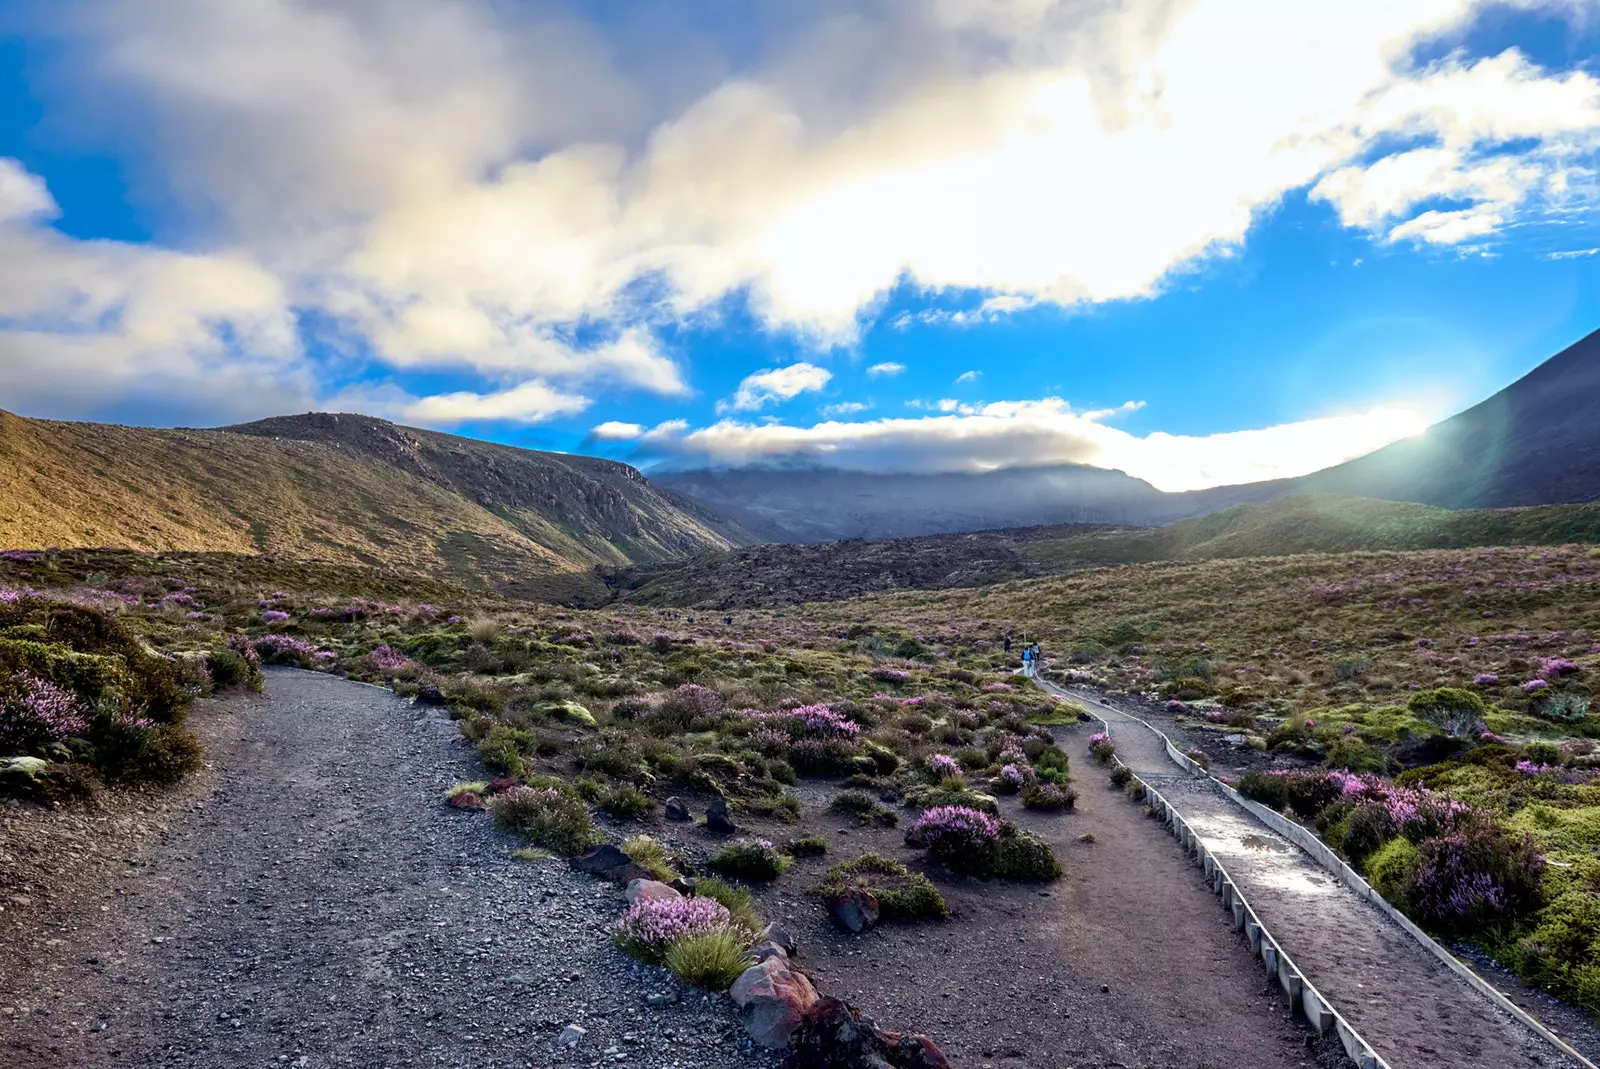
[1044,678,1596,1069]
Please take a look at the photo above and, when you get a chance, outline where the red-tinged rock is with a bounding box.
[827,887,880,933]
[729,957,819,1050]
[446,791,485,810]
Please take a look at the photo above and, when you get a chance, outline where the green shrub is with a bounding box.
[1510,891,1600,1014]
[1325,736,1389,774]
[989,825,1063,880]
[1367,837,1421,902]
[90,720,202,784]
[1021,782,1076,811]
[746,793,802,822]
[902,784,999,815]
[1407,687,1487,736]
[488,785,597,855]
[787,834,828,857]
[663,930,753,991]
[708,839,787,881]
[600,784,654,820]
[206,648,261,692]
[815,853,949,921]
[1539,693,1591,723]
[477,724,532,776]
[830,790,898,826]
[1109,765,1133,787]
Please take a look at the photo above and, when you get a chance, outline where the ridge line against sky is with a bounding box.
[1,0,1598,491]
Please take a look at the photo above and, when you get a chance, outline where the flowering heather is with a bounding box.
[1473,673,1500,687]
[1088,732,1110,747]
[909,806,1000,851]
[999,763,1033,788]
[1521,679,1550,694]
[260,610,291,624]
[365,645,415,672]
[746,704,860,739]
[1166,700,1188,713]
[981,682,1014,693]
[1538,657,1580,680]
[926,753,963,780]
[0,674,92,751]
[613,896,735,962]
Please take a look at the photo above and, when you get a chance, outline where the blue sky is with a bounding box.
[1,1,1598,490]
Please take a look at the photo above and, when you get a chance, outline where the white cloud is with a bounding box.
[955,370,982,384]
[718,362,833,413]
[866,362,906,377]
[9,1,1600,419]
[589,420,646,441]
[821,400,872,417]
[641,398,1428,492]
[378,380,591,427]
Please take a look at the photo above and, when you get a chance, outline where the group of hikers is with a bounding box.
[1004,635,1044,677]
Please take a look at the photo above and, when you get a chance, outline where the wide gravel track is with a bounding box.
[2,668,776,1069]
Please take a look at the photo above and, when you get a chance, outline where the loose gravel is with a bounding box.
[1,668,779,1069]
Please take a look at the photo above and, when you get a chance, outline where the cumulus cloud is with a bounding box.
[7,0,1600,428]
[718,362,833,413]
[866,362,906,377]
[955,370,983,384]
[641,399,1428,492]
[821,400,873,417]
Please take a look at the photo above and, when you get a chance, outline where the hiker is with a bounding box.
[1003,636,1012,654]
[1021,646,1033,678]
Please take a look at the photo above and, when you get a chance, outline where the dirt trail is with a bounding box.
[1048,680,1582,1069]
[1,669,775,1069]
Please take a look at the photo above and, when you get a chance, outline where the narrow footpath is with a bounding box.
[1044,678,1582,1069]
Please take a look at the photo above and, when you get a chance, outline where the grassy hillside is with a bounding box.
[0,410,741,600]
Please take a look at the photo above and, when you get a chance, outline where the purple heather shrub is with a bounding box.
[1202,709,1228,724]
[260,610,291,625]
[999,763,1033,789]
[0,673,92,751]
[1521,679,1551,694]
[870,667,911,685]
[746,704,860,739]
[613,895,736,960]
[908,805,1000,853]
[1166,699,1188,713]
[1538,657,1580,680]
[1407,824,1544,929]
[899,696,926,707]
[926,753,964,780]
[365,645,415,673]
[981,682,1015,693]
[1473,673,1500,687]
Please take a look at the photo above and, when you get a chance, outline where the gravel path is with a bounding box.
[1050,681,1582,1069]
[1,668,777,1069]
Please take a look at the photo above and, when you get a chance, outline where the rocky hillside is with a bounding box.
[609,495,1600,607]
[0,410,744,599]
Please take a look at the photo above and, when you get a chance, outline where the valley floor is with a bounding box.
[1,670,1349,1069]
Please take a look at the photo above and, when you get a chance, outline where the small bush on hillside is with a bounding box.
[1088,732,1116,764]
[613,895,736,963]
[708,839,787,881]
[1539,693,1591,723]
[92,719,202,784]
[830,790,898,826]
[1325,736,1389,774]
[906,805,1061,880]
[788,834,828,857]
[1021,782,1076,811]
[488,785,596,855]
[477,724,532,777]
[600,784,654,820]
[902,784,1000,814]
[1407,688,1489,737]
[815,853,949,920]
[1110,765,1134,787]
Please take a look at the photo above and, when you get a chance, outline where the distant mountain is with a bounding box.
[0,410,745,600]
[657,328,1600,541]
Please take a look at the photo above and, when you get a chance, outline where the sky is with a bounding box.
[1,1,1599,492]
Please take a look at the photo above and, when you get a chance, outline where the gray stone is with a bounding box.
[705,798,738,835]
[827,888,879,934]
[664,797,690,822]
[558,1023,586,1048]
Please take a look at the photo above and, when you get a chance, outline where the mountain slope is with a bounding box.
[0,410,742,599]
[1284,327,1600,507]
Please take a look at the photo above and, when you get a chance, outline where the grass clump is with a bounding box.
[788,834,829,857]
[708,838,787,881]
[695,876,765,933]
[663,929,755,991]
[815,852,949,921]
[621,834,680,882]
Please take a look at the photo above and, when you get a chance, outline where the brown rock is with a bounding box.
[827,887,880,933]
